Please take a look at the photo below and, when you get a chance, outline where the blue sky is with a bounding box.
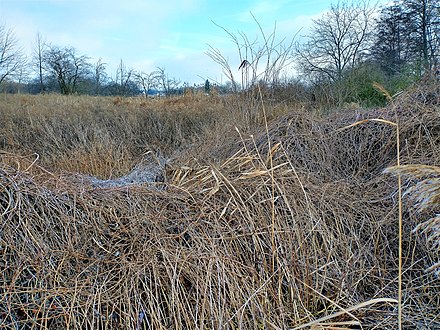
[0,0,387,85]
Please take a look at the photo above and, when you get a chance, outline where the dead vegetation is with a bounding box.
[0,81,439,329]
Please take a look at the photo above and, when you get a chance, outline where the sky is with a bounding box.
[0,0,388,85]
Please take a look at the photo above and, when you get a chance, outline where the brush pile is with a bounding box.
[1,81,439,329]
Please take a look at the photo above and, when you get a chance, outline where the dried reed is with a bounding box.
[0,80,439,329]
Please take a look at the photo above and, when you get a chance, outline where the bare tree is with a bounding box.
[115,59,136,96]
[92,58,107,95]
[370,0,439,79]
[135,70,160,99]
[0,24,26,86]
[402,0,440,72]
[156,67,180,96]
[371,4,411,75]
[43,45,90,94]
[295,0,377,81]
[32,32,47,93]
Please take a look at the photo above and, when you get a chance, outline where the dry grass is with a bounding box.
[0,92,241,177]
[0,80,439,329]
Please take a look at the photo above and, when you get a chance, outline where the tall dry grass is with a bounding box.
[0,80,439,329]
[0,92,238,177]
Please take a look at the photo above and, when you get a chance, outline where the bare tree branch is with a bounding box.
[43,46,90,94]
[207,15,297,92]
[0,24,26,86]
[295,0,377,81]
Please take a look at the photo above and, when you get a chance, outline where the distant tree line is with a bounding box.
[0,27,201,97]
[1,0,439,107]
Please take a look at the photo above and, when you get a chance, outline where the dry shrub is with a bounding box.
[1,80,440,329]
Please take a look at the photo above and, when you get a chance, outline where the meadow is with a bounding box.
[0,80,439,329]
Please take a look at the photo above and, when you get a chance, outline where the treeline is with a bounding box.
[294,0,440,107]
[0,29,214,97]
[0,0,439,106]
[0,30,202,97]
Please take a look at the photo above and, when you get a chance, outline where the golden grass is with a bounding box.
[0,93,228,176]
[0,80,439,329]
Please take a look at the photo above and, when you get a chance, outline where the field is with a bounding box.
[0,81,439,329]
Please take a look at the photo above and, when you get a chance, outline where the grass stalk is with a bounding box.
[395,99,403,330]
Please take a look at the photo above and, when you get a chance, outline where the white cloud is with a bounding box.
[277,11,325,38]
[237,0,292,23]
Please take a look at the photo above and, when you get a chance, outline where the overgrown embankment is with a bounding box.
[0,82,439,329]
